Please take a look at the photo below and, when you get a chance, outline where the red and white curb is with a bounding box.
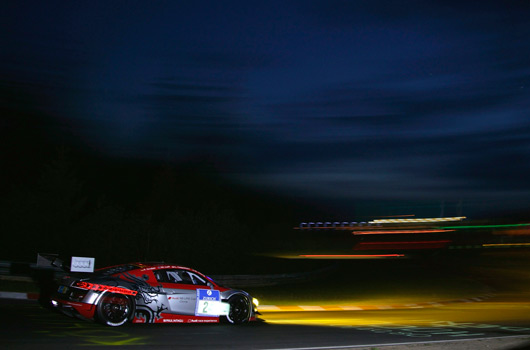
[258,293,496,312]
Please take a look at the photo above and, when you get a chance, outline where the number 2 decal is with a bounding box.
[203,301,208,313]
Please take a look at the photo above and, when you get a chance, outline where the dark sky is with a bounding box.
[3,0,530,216]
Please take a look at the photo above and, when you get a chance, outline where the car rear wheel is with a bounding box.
[226,294,250,324]
[96,293,134,326]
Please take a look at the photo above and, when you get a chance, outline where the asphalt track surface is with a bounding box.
[3,250,530,349]
[1,299,530,349]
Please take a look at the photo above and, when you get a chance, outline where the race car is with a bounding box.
[50,262,259,326]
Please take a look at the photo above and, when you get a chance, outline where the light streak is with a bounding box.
[353,229,455,235]
[295,221,377,230]
[299,254,405,259]
[370,217,466,224]
[440,223,530,229]
[355,240,451,250]
[482,243,530,247]
[502,228,530,236]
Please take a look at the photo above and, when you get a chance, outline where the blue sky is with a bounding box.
[3,0,530,215]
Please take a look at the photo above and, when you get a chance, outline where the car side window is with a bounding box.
[154,269,208,286]
[154,269,191,284]
[167,270,184,283]
[189,272,208,286]
[154,270,168,283]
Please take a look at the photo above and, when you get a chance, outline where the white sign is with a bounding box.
[195,289,230,316]
[196,300,230,316]
[70,256,95,272]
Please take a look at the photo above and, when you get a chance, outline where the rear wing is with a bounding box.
[37,253,67,271]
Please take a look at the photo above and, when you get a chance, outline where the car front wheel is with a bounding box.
[96,293,134,326]
[226,294,250,324]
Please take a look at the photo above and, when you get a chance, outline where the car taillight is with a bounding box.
[73,281,138,296]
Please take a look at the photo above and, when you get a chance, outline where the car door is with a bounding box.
[155,269,206,315]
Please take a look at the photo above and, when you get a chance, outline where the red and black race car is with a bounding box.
[51,262,259,326]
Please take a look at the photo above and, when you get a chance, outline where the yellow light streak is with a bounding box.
[482,243,530,247]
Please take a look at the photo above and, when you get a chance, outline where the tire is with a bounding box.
[226,294,250,324]
[96,292,134,327]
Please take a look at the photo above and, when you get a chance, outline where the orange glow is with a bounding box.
[299,254,405,258]
[354,240,451,250]
[74,281,138,296]
[352,229,455,235]
[498,228,530,236]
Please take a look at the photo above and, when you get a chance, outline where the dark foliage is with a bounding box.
[0,147,309,272]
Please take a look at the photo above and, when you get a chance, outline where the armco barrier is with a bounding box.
[0,261,64,278]
[0,261,39,276]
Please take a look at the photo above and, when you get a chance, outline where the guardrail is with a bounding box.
[0,261,36,276]
[0,261,64,275]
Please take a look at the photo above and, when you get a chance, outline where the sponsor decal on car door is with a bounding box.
[160,270,200,315]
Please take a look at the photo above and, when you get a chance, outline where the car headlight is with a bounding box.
[252,297,259,308]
